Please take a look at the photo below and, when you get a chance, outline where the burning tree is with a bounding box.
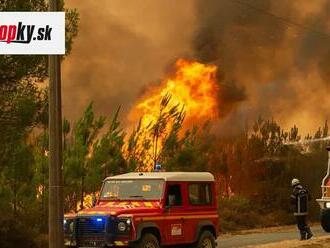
[128,59,219,171]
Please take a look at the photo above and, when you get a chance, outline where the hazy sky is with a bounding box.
[63,0,196,127]
[63,0,330,136]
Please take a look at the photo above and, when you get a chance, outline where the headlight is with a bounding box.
[326,202,330,208]
[117,218,131,232]
[117,221,127,232]
[64,219,74,234]
[69,221,74,232]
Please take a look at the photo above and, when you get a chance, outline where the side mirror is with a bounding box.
[164,205,170,212]
[92,195,97,207]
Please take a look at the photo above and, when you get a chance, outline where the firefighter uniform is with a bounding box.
[290,179,313,240]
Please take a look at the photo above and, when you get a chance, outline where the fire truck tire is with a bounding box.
[321,208,330,232]
[193,230,216,248]
[135,233,160,248]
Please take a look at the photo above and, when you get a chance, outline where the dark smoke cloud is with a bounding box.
[62,0,196,124]
[63,0,330,134]
[193,0,330,133]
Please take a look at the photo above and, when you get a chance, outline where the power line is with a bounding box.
[230,0,330,40]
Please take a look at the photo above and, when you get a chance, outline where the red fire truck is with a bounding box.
[317,147,330,232]
[64,172,219,248]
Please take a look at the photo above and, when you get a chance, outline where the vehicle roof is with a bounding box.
[105,172,215,182]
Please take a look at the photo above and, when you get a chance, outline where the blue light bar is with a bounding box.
[96,218,103,222]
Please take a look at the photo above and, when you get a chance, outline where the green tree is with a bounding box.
[0,0,79,89]
[89,107,127,186]
[31,130,49,231]
[0,1,79,243]
[126,94,185,171]
[64,103,105,211]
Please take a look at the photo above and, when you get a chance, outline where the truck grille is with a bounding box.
[77,238,105,248]
[76,217,106,236]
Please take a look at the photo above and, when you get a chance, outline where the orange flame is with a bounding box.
[77,192,99,210]
[128,59,219,171]
[131,59,219,127]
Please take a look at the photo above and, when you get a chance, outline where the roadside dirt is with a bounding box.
[245,236,330,248]
[218,224,328,248]
[220,224,299,237]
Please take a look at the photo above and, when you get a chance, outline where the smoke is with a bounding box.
[62,0,196,125]
[193,0,330,134]
[62,0,330,135]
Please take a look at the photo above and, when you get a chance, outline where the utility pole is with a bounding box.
[48,0,64,247]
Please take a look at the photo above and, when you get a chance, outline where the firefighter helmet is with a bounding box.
[291,178,300,186]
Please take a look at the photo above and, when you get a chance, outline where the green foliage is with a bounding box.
[125,94,213,172]
[0,215,38,248]
[1,64,330,246]
[64,103,105,211]
[65,8,79,54]
[2,87,330,240]
[161,123,214,172]
[0,82,46,171]
[62,104,127,212]
[219,196,259,232]
[0,1,79,246]
[0,0,48,88]
[0,1,79,89]
[219,196,293,232]
[31,130,49,230]
[126,119,145,171]
[125,94,186,171]
[91,107,126,179]
[216,118,330,230]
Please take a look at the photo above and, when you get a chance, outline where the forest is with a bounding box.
[1,84,329,247]
[1,1,330,248]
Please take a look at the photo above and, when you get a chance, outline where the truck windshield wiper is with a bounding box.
[104,195,119,199]
[128,195,145,199]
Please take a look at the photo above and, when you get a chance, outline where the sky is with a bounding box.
[63,0,196,126]
[63,0,330,136]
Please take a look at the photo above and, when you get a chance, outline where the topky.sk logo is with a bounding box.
[0,22,53,44]
[0,12,65,55]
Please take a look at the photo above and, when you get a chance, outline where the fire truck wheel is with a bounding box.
[321,208,330,232]
[194,230,216,248]
[136,233,160,248]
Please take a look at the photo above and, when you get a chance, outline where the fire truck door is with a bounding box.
[164,184,185,244]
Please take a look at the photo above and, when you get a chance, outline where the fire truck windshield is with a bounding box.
[100,179,164,200]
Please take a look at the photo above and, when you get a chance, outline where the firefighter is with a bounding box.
[290,178,313,240]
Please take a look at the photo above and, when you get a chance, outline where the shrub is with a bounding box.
[218,196,294,232]
[0,216,38,248]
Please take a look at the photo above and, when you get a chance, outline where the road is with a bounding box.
[217,225,328,248]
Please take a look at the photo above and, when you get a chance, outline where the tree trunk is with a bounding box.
[13,155,17,216]
[80,176,85,210]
